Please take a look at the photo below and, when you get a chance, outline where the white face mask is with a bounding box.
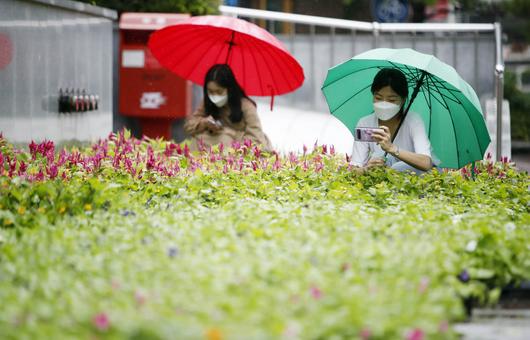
[208,94,228,108]
[373,101,401,121]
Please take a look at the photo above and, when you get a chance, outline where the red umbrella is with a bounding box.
[148,15,304,99]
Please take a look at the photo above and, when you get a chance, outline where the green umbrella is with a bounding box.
[321,48,491,169]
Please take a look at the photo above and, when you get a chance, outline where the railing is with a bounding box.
[219,5,505,161]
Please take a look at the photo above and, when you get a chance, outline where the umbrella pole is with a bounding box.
[225,31,236,64]
[385,71,428,158]
[392,70,427,142]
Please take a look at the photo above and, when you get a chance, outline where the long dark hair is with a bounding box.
[203,64,254,123]
[371,68,409,114]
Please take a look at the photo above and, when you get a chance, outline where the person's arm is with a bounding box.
[183,103,221,136]
[241,100,272,150]
[371,126,432,171]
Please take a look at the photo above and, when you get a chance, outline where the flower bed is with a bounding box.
[0,131,529,339]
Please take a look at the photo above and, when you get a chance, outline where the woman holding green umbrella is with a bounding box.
[352,68,434,173]
[322,48,491,170]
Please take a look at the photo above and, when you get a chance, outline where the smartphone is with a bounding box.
[354,127,382,142]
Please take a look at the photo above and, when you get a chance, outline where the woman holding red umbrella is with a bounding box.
[184,64,272,152]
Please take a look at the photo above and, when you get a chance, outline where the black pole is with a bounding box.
[225,31,236,65]
[389,70,428,145]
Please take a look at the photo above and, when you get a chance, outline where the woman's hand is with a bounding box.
[370,126,395,153]
[365,157,386,169]
[199,116,222,134]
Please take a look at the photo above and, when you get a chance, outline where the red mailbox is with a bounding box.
[119,13,192,139]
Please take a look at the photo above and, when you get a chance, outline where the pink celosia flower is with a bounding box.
[438,320,449,333]
[243,139,252,149]
[310,286,323,300]
[135,291,146,306]
[92,312,110,331]
[418,277,429,294]
[360,327,372,340]
[406,328,424,340]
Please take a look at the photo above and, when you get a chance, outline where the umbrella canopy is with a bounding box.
[148,15,304,97]
[321,48,491,169]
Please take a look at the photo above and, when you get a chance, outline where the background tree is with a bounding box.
[78,0,220,15]
[454,0,530,45]
[505,71,530,142]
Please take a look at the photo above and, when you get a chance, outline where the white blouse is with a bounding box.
[351,112,434,166]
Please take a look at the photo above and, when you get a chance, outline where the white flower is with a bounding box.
[505,222,516,232]
[466,240,478,252]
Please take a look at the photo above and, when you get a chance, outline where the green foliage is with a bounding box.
[522,68,530,86]
[78,0,220,15]
[0,136,529,339]
[505,71,530,141]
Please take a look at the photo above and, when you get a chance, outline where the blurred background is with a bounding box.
[0,0,529,166]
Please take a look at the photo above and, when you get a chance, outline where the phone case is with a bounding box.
[355,128,377,142]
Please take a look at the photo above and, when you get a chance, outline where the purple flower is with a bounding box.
[458,269,470,283]
[168,246,178,258]
[120,209,135,217]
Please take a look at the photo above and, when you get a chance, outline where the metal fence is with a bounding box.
[0,0,117,142]
[219,5,505,161]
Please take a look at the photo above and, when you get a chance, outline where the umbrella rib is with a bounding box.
[427,76,463,167]
[249,35,301,90]
[154,26,220,65]
[421,81,432,136]
[428,75,486,166]
[160,27,229,81]
[387,65,461,167]
[388,61,421,85]
[185,33,228,81]
[424,77,450,111]
[322,64,391,89]
[245,34,300,95]
[244,36,287,95]
[242,34,266,95]
[432,77,486,158]
[160,26,213,51]
[264,41,303,93]
[427,77,465,105]
[330,82,373,114]
[429,77,486,159]
[264,45,303,93]
[418,79,432,134]
[424,76,434,137]
[391,62,420,83]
